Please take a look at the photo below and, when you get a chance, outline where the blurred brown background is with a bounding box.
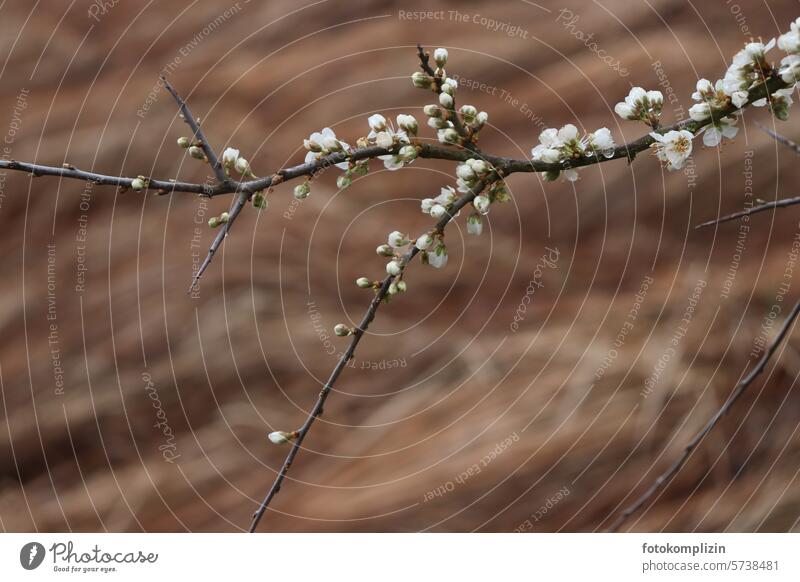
[1,0,799,532]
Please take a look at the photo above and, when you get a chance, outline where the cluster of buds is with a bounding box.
[366,113,420,171]
[221,147,253,177]
[455,158,492,193]
[416,232,448,269]
[531,124,615,181]
[421,185,458,219]
[614,87,664,126]
[178,137,209,164]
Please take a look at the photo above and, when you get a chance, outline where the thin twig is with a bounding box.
[188,191,249,293]
[606,297,800,532]
[163,77,230,184]
[695,194,800,229]
[756,120,800,155]
[248,175,496,532]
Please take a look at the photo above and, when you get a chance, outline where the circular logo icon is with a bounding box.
[19,542,46,570]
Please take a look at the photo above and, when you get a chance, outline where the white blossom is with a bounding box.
[439,92,454,109]
[426,244,448,269]
[780,54,800,85]
[368,114,387,132]
[701,116,738,147]
[430,204,447,219]
[649,129,694,170]
[304,128,349,169]
[587,127,615,154]
[688,102,712,122]
[731,91,749,108]
[473,194,490,215]
[615,87,661,121]
[386,260,402,276]
[268,431,294,445]
[467,213,483,235]
[396,114,418,135]
[234,157,249,174]
[434,48,448,67]
[438,127,459,144]
[221,147,240,168]
[388,231,407,248]
[415,233,434,250]
[778,17,800,53]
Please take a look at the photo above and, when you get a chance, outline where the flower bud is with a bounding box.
[235,157,250,174]
[473,195,490,215]
[208,217,221,228]
[131,177,146,191]
[252,193,267,209]
[434,48,448,68]
[467,158,490,174]
[397,114,418,135]
[428,116,448,130]
[424,104,442,118]
[177,137,191,149]
[220,212,230,223]
[368,113,387,132]
[456,163,476,182]
[356,277,372,288]
[189,146,206,160]
[467,213,483,235]
[399,145,417,162]
[268,430,296,445]
[376,244,394,257]
[386,260,402,276]
[337,174,352,189]
[388,230,407,248]
[411,72,433,89]
[439,92,454,109]
[459,104,477,121]
[334,323,353,337]
[221,147,240,168]
[396,280,408,293]
[430,204,447,219]
[474,111,488,128]
[294,182,311,199]
[415,233,434,250]
[438,128,459,144]
[387,281,399,295]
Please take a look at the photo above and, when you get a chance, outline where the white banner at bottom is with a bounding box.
[0,533,798,580]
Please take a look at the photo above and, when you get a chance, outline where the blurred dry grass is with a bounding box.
[1,0,800,532]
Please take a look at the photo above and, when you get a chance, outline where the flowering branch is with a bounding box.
[606,297,800,532]
[249,175,497,532]
[1,17,799,532]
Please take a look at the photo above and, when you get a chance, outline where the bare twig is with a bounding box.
[248,175,496,532]
[606,297,800,532]
[695,194,800,229]
[756,120,800,154]
[188,191,249,293]
[163,77,230,184]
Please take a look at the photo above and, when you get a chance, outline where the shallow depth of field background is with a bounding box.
[1,0,799,532]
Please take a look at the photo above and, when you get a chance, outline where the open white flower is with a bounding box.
[586,127,615,154]
[615,87,661,121]
[649,129,694,170]
[778,17,800,53]
[304,128,350,169]
[700,116,738,147]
